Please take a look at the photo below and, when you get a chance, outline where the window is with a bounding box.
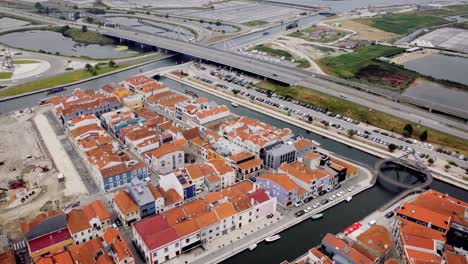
[186,238,189,243]
[109,178,113,183]
[161,161,165,167]
[116,175,120,180]
[164,247,168,253]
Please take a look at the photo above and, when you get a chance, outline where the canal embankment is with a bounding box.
[164,72,468,190]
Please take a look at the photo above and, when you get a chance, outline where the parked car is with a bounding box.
[295,210,305,217]
[294,200,304,207]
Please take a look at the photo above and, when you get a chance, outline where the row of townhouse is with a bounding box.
[255,152,358,207]
[20,200,134,263]
[174,99,231,126]
[34,227,134,264]
[65,114,149,192]
[391,190,468,263]
[49,88,122,122]
[132,180,277,264]
[158,159,236,201]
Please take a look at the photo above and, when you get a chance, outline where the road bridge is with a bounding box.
[2,7,468,139]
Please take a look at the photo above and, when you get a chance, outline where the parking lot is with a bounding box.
[187,63,468,175]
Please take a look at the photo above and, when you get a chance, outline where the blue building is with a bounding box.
[114,117,146,136]
[126,179,156,218]
[100,161,148,192]
[256,173,299,207]
[62,96,122,121]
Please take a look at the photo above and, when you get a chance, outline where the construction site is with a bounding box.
[0,106,87,239]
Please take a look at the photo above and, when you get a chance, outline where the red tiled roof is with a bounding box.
[28,228,72,253]
[247,189,270,204]
[397,202,450,230]
[134,215,179,250]
[150,143,183,159]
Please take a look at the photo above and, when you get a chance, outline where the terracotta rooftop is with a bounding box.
[186,163,217,180]
[399,219,446,242]
[228,151,255,163]
[103,228,134,262]
[237,157,263,171]
[396,202,451,230]
[133,214,179,251]
[172,219,199,237]
[114,191,139,215]
[67,209,91,234]
[258,173,299,192]
[322,234,372,264]
[293,138,314,150]
[356,225,393,256]
[213,202,237,220]
[150,142,183,159]
[194,211,219,229]
[444,251,468,264]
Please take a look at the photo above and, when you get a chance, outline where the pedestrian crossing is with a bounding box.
[12,240,27,252]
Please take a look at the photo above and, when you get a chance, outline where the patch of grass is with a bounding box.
[62,28,114,45]
[242,20,269,27]
[360,13,449,35]
[0,72,12,79]
[296,58,310,68]
[252,44,293,60]
[319,45,404,78]
[288,27,344,43]
[256,80,468,155]
[454,22,468,29]
[12,60,38,64]
[0,60,146,97]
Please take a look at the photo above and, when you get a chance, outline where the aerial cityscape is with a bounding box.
[0,0,467,264]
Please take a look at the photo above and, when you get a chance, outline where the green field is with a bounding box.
[319,45,404,78]
[13,60,39,64]
[360,13,449,35]
[0,72,12,79]
[296,58,310,68]
[0,60,147,97]
[256,80,468,155]
[62,28,114,45]
[252,44,293,60]
[242,20,269,27]
[288,27,344,43]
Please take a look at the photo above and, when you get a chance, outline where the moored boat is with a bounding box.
[265,234,281,242]
[311,213,323,220]
[248,243,257,251]
[231,102,239,107]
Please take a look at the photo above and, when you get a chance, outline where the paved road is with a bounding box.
[188,65,468,169]
[2,7,468,140]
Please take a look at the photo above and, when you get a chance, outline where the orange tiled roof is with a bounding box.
[331,158,358,174]
[207,159,234,175]
[103,228,134,262]
[195,105,229,120]
[194,211,219,229]
[279,162,332,184]
[172,219,199,237]
[150,143,183,159]
[259,173,299,192]
[444,251,468,264]
[147,91,176,103]
[70,238,113,264]
[397,202,451,230]
[20,211,63,234]
[213,202,237,220]
[309,248,332,264]
[202,192,224,204]
[237,157,263,170]
[304,152,320,159]
[399,219,446,242]
[159,96,189,107]
[67,209,91,234]
[356,225,393,256]
[159,187,183,206]
[293,138,314,150]
[228,151,255,163]
[114,191,139,215]
[182,199,207,218]
[405,248,442,263]
[186,163,217,180]
[323,234,372,264]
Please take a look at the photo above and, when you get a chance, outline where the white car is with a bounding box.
[294,201,304,207]
[336,192,342,197]
[304,207,312,213]
[329,196,334,201]
[313,203,320,209]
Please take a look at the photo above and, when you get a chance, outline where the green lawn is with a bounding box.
[252,44,293,60]
[0,60,147,97]
[319,45,404,78]
[360,13,449,35]
[256,80,468,155]
[242,20,269,27]
[0,72,12,79]
[13,60,39,64]
[62,28,114,45]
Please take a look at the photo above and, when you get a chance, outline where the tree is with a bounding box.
[388,143,397,152]
[308,116,313,122]
[81,25,88,32]
[232,89,241,95]
[403,123,413,137]
[347,130,354,138]
[85,63,93,72]
[427,158,434,166]
[34,2,44,12]
[420,130,428,141]
[444,164,451,170]
[108,60,116,68]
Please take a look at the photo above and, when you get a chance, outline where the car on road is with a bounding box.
[295,210,305,217]
[385,211,395,218]
[294,201,304,207]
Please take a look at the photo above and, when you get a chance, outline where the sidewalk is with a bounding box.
[166,74,468,190]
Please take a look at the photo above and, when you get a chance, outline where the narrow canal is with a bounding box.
[1,58,465,263]
[159,77,467,263]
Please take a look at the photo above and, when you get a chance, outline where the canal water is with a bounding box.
[0,30,137,59]
[158,76,467,264]
[1,56,465,263]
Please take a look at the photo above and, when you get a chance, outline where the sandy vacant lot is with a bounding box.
[335,20,398,41]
